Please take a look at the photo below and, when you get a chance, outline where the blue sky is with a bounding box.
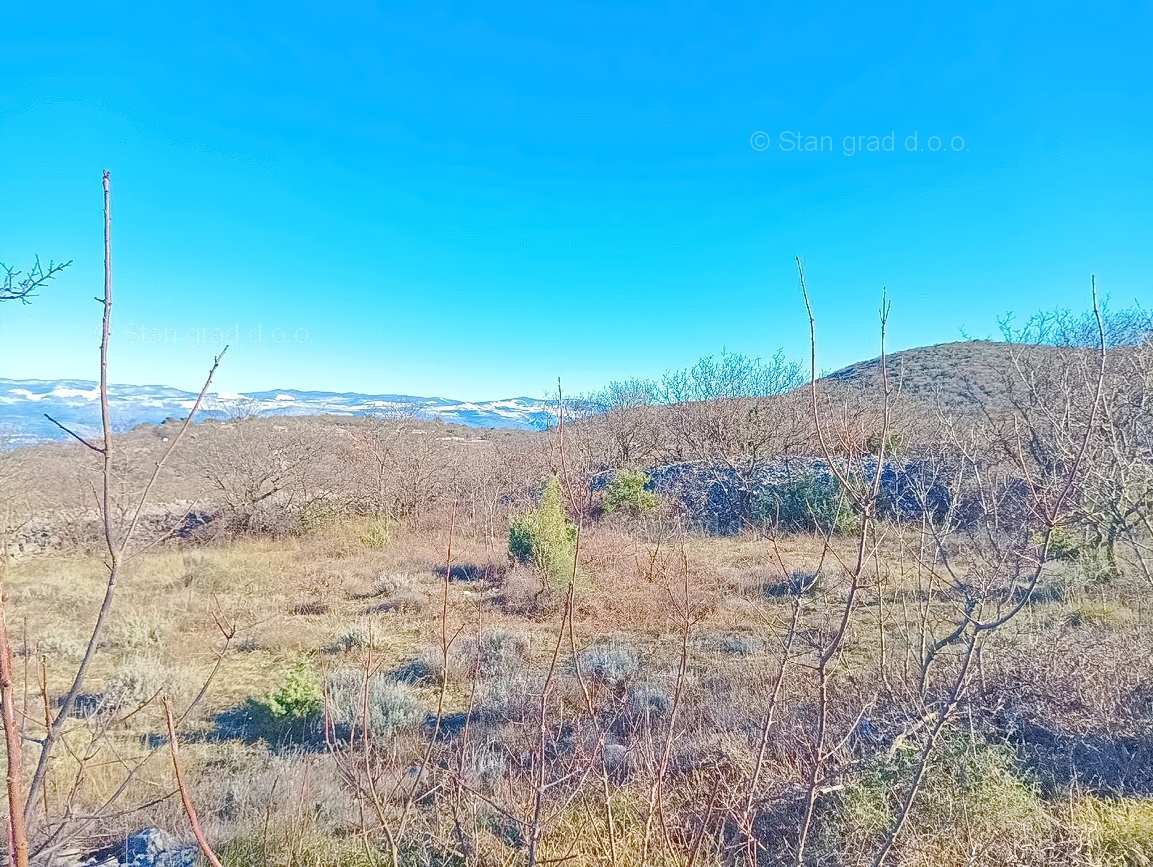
[1,1,1150,399]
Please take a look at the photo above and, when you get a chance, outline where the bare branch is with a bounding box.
[41,415,104,454]
[163,697,224,867]
[0,257,72,304]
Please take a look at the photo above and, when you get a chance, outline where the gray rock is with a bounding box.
[642,456,959,535]
[81,829,197,867]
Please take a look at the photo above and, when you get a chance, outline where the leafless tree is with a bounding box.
[191,418,331,535]
[577,378,662,468]
[346,418,459,522]
[0,174,226,866]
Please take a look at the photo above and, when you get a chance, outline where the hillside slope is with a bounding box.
[819,339,1076,414]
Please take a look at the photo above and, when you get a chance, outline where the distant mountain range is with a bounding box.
[0,342,1069,447]
[0,379,556,445]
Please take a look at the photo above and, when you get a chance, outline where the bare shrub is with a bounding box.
[455,629,530,678]
[576,641,642,689]
[325,669,426,741]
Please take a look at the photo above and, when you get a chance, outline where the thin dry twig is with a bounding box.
[162,696,224,867]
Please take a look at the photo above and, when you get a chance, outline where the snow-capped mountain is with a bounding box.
[0,378,556,445]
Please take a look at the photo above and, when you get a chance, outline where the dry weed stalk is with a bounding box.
[789,261,894,866]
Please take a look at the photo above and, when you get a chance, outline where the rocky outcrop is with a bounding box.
[639,456,959,535]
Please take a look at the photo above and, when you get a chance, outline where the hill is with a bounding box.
[818,339,1078,415]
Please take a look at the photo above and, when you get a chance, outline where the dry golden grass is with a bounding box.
[4,505,1153,865]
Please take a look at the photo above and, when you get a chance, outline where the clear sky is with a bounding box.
[1,1,1150,400]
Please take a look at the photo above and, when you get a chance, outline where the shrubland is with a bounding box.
[4,291,1153,866]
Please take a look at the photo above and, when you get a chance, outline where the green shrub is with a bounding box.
[626,684,672,725]
[102,657,166,712]
[458,629,529,677]
[865,427,906,458]
[827,732,1046,861]
[36,627,87,660]
[1073,796,1153,865]
[754,473,856,535]
[1046,523,1085,561]
[507,521,535,564]
[602,469,661,517]
[357,517,392,550]
[1040,524,1120,582]
[294,499,342,534]
[325,628,369,654]
[761,569,819,598]
[249,658,324,741]
[509,475,578,585]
